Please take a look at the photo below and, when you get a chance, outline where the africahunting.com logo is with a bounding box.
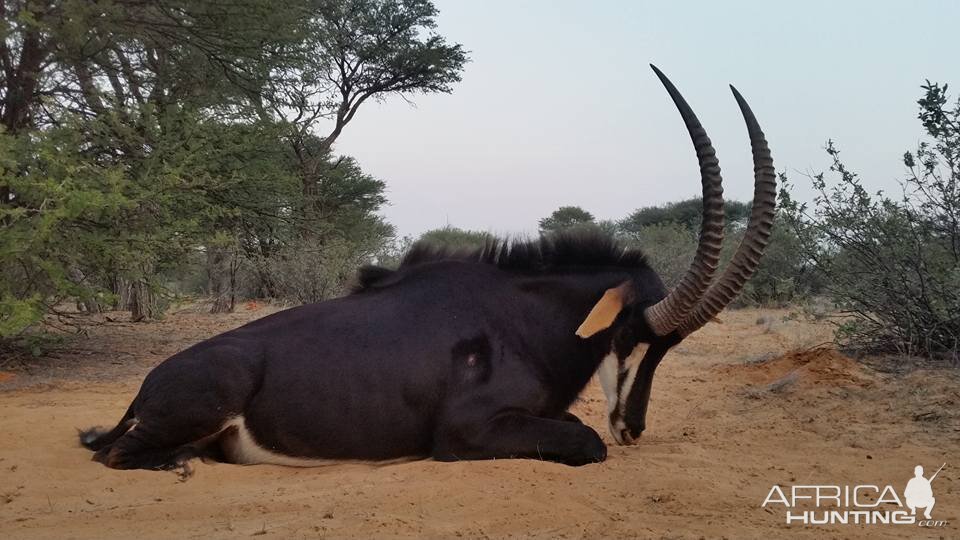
[761,463,947,528]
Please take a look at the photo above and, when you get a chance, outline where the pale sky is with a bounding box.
[335,0,960,238]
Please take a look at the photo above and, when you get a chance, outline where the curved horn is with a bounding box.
[677,85,776,337]
[643,65,725,336]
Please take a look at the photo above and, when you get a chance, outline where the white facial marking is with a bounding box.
[623,344,647,371]
[618,351,644,413]
[610,418,627,445]
[597,353,619,414]
[600,343,650,446]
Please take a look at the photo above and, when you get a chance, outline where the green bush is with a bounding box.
[418,226,493,251]
[0,126,130,337]
[620,222,697,289]
[618,205,810,306]
[620,197,751,233]
[781,81,960,359]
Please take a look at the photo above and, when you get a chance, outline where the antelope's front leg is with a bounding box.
[557,411,584,424]
[432,413,607,466]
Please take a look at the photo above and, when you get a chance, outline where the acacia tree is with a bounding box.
[219,0,468,311]
[619,198,751,234]
[0,0,466,327]
[0,0,303,317]
[1,0,464,343]
[262,153,394,303]
[538,206,595,233]
[257,0,467,190]
[419,226,491,249]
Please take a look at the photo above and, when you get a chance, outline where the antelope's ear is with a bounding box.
[575,282,633,338]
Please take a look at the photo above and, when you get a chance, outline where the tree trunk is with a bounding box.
[127,279,155,322]
[82,297,104,314]
[110,276,126,310]
[241,237,278,299]
[68,267,103,314]
[111,275,157,321]
[207,246,236,313]
[254,265,277,299]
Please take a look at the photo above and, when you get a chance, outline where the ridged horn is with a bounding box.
[677,85,776,337]
[643,65,725,336]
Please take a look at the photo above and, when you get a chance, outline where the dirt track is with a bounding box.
[1,306,957,539]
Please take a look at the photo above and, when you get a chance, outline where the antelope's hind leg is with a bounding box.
[89,344,261,475]
[93,418,234,478]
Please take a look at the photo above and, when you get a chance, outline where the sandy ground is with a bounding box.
[1,304,958,539]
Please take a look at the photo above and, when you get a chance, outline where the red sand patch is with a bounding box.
[721,348,873,388]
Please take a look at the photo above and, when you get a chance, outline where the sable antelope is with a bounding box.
[80,65,776,471]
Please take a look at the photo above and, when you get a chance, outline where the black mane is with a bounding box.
[355,230,649,292]
[403,229,648,272]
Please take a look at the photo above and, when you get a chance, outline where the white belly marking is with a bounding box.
[220,416,335,467]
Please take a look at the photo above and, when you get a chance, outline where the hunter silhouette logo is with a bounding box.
[762,463,948,527]
[904,463,944,520]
